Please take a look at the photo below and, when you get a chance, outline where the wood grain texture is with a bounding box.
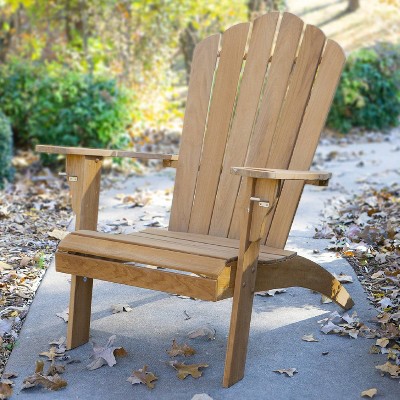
[142,228,295,258]
[266,40,346,247]
[223,178,260,387]
[36,145,178,159]
[169,34,220,232]
[59,234,227,278]
[64,155,102,350]
[228,13,304,239]
[255,255,354,310]
[56,252,219,302]
[209,13,279,237]
[188,22,250,234]
[231,167,331,180]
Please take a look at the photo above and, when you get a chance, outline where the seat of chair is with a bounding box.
[56,228,296,301]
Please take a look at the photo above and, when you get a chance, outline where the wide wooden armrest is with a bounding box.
[35,145,179,161]
[230,167,331,186]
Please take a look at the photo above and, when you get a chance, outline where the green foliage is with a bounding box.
[0,110,14,189]
[0,60,133,153]
[328,43,400,133]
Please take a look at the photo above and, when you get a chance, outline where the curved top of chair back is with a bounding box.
[169,12,345,248]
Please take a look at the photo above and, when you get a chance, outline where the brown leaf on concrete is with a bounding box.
[169,361,208,380]
[86,335,125,370]
[0,383,13,400]
[375,361,400,378]
[188,326,216,341]
[22,360,67,391]
[127,365,158,389]
[302,334,319,342]
[39,346,65,362]
[167,340,196,357]
[361,388,377,398]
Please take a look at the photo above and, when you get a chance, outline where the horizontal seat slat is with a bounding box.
[142,228,295,259]
[59,234,227,278]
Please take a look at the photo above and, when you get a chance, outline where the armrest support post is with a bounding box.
[64,154,102,350]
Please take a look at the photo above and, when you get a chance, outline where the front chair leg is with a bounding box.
[223,177,278,387]
[223,241,260,387]
[64,155,102,349]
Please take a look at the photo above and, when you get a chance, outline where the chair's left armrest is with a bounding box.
[230,167,331,186]
[36,145,179,161]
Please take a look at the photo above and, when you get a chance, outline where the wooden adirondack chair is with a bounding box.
[36,12,354,387]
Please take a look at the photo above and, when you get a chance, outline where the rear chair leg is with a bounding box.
[63,155,102,349]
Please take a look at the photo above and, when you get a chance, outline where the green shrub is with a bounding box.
[327,43,400,133]
[0,60,133,154]
[0,111,14,189]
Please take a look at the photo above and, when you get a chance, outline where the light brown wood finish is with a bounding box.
[36,145,178,160]
[56,252,219,301]
[231,167,331,181]
[266,40,346,247]
[59,233,227,278]
[38,12,354,388]
[228,13,304,239]
[65,155,102,350]
[209,12,279,237]
[254,255,355,310]
[223,178,268,387]
[169,34,220,232]
[143,228,294,258]
[188,22,250,234]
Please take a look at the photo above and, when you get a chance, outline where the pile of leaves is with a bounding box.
[315,182,400,375]
[0,154,71,376]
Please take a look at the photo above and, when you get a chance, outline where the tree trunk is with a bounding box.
[347,0,360,12]
[247,0,287,19]
[179,22,198,82]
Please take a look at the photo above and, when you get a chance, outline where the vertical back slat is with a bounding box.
[228,13,304,239]
[209,12,279,237]
[242,25,326,242]
[266,40,346,247]
[188,22,250,234]
[169,34,220,232]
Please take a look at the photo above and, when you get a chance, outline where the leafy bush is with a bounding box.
[327,43,400,133]
[0,111,14,189]
[0,60,133,152]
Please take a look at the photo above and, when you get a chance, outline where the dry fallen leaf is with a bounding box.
[169,361,208,380]
[87,335,126,370]
[273,368,298,377]
[302,334,319,342]
[22,360,67,391]
[376,338,389,348]
[361,388,378,398]
[320,321,344,334]
[127,365,158,389]
[111,303,132,314]
[256,289,286,297]
[188,326,216,341]
[321,295,333,304]
[47,229,69,240]
[167,340,196,357]
[375,361,400,378]
[0,383,13,400]
[56,308,69,323]
[39,346,65,362]
[191,394,213,400]
[333,273,353,283]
